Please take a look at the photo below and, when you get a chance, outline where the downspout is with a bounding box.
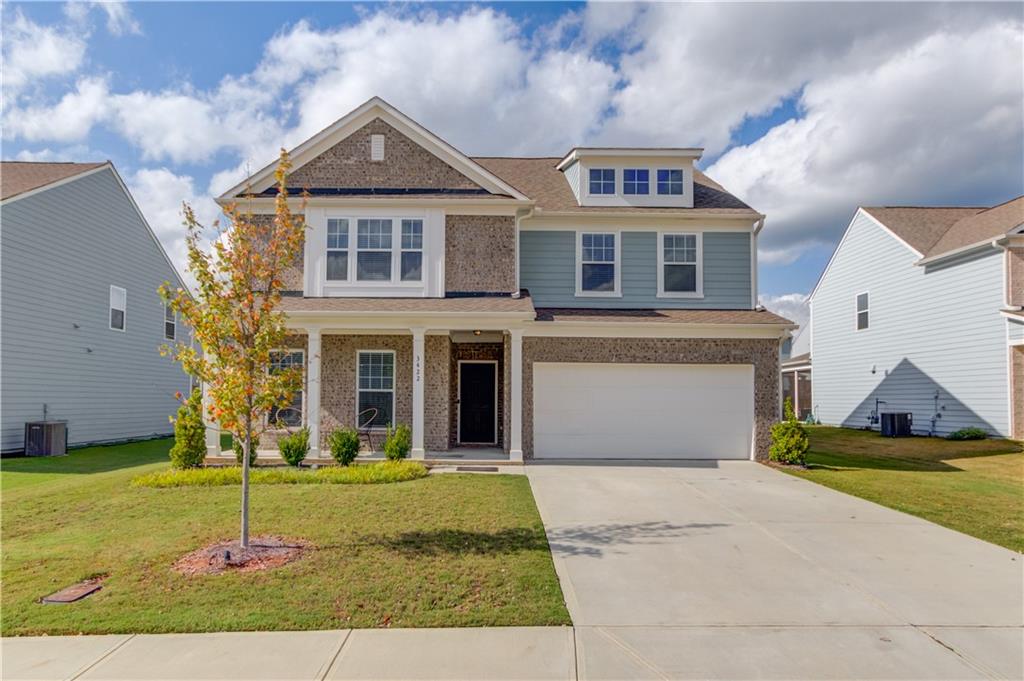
[751,216,765,310]
[513,205,535,298]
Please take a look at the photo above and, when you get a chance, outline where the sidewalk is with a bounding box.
[2,627,576,681]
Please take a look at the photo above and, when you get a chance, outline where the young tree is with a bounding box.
[160,151,306,548]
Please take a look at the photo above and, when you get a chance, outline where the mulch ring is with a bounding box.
[173,536,311,576]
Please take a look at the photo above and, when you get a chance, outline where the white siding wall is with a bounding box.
[0,168,189,451]
[812,211,1008,436]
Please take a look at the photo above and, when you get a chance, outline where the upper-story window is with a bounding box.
[164,303,176,341]
[657,169,684,195]
[623,169,649,195]
[109,285,126,331]
[327,219,349,281]
[659,233,702,297]
[856,292,869,330]
[589,168,615,195]
[578,232,619,296]
[400,219,423,282]
[357,219,393,281]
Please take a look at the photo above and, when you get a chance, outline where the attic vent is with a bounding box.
[370,134,385,161]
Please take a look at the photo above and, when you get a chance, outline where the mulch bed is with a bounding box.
[173,536,311,576]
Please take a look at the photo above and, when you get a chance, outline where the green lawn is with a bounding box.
[780,427,1024,552]
[1,439,569,635]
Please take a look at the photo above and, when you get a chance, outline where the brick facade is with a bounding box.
[244,213,305,292]
[520,336,780,460]
[288,118,483,191]
[444,215,517,293]
[449,342,506,448]
[424,335,451,451]
[1008,247,1024,307]
[1013,346,1024,440]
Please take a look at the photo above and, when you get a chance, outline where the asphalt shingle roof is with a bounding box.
[1,161,107,201]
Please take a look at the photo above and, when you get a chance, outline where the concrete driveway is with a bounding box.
[527,460,1023,680]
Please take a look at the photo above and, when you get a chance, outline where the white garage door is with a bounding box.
[533,363,754,459]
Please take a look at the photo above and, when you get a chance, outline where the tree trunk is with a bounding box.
[241,408,251,549]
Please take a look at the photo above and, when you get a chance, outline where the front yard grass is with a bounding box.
[780,427,1023,551]
[1,439,569,635]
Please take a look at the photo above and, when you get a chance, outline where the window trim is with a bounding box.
[656,231,704,298]
[326,218,350,282]
[356,349,396,431]
[399,218,424,282]
[268,348,305,428]
[109,285,126,332]
[623,168,650,195]
[575,230,621,298]
[656,168,685,196]
[323,214,426,288]
[356,218,394,283]
[587,168,616,196]
[163,303,176,341]
[855,291,870,331]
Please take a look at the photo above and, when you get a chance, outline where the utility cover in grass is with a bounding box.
[173,536,310,576]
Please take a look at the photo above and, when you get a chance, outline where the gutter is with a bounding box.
[915,235,1006,267]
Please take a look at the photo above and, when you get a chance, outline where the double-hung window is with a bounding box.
[269,350,304,427]
[623,169,649,195]
[357,351,394,428]
[357,219,392,281]
[589,168,615,195]
[109,285,126,331]
[327,219,349,281]
[400,219,423,282]
[657,169,683,195]
[579,232,618,295]
[164,303,176,341]
[660,233,701,295]
[856,293,869,330]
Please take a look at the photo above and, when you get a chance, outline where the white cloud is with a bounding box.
[3,77,110,142]
[1,10,87,96]
[97,1,142,36]
[759,292,809,330]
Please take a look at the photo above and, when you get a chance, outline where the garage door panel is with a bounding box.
[533,363,754,459]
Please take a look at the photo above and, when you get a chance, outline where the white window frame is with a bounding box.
[657,232,704,298]
[587,168,616,197]
[326,218,350,282]
[623,168,650,195]
[855,291,870,331]
[576,230,621,297]
[323,214,425,288]
[356,218,394,283]
[163,303,176,341]
[399,219,424,282]
[268,349,305,428]
[656,168,685,195]
[356,349,396,431]
[109,285,126,332]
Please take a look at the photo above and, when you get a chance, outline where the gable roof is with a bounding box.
[923,195,1024,259]
[218,97,529,202]
[473,157,758,216]
[1,161,108,201]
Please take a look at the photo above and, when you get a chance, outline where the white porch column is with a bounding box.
[306,328,322,458]
[411,327,426,459]
[509,328,524,462]
[202,379,221,457]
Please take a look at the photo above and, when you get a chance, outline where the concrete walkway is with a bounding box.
[4,461,1022,680]
[527,460,1024,680]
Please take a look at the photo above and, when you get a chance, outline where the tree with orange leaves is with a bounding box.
[160,151,306,549]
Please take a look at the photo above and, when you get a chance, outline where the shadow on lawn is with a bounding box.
[369,521,730,559]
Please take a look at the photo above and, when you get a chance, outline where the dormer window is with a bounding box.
[589,169,615,195]
[657,169,684,195]
[623,169,649,195]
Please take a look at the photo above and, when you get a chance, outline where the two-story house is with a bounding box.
[205,98,792,462]
[1,161,190,452]
[807,197,1024,438]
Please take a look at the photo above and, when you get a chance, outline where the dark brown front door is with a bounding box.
[459,362,497,444]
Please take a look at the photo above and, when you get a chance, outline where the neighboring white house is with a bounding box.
[0,161,190,452]
[807,197,1024,438]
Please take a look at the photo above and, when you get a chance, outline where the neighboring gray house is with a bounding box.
[1,161,190,452]
[808,197,1024,438]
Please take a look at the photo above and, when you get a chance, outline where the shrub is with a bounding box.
[770,398,809,465]
[328,428,360,466]
[947,427,988,441]
[233,433,260,466]
[384,423,412,461]
[131,461,428,488]
[278,427,309,466]
[169,388,206,469]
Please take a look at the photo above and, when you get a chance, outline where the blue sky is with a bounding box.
[3,2,1022,327]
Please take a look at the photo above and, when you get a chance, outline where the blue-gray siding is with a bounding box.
[519,230,752,309]
[1,168,188,451]
[811,210,1008,436]
[563,161,581,203]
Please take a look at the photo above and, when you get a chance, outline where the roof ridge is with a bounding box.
[0,160,106,165]
[968,194,1024,215]
[863,204,987,210]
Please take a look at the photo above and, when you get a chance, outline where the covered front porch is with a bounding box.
[203,299,531,464]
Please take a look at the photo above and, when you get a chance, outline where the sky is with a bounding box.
[3,1,1023,329]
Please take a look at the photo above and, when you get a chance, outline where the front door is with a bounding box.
[459,361,497,444]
